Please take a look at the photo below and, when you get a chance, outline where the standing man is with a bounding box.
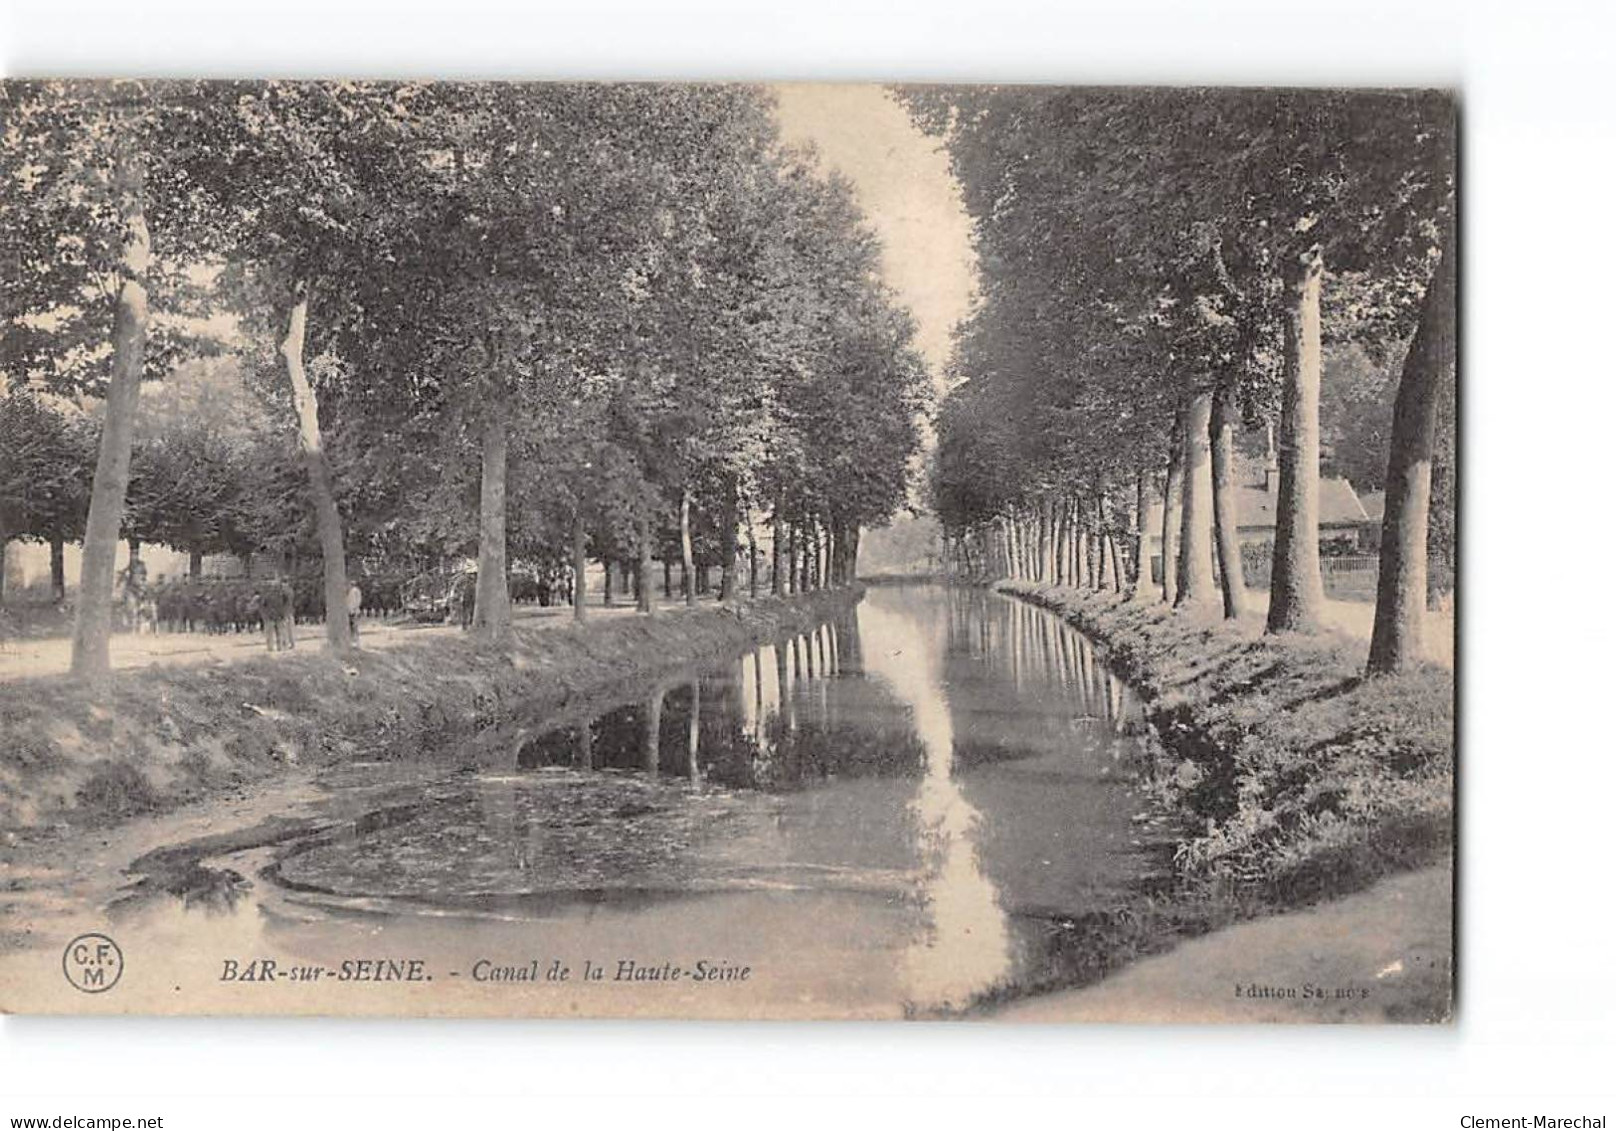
[456,571,476,631]
[279,576,297,650]
[346,579,363,643]
[259,578,288,652]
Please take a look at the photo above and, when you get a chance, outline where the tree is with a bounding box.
[1,80,250,673]
[8,81,938,652]
[1368,197,1456,674]
[1266,248,1329,631]
[1175,388,1217,608]
[0,83,150,675]
[0,389,95,601]
[902,85,1454,644]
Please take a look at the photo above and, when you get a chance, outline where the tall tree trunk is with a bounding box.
[1036,503,1049,582]
[1369,219,1456,674]
[1267,247,1328,633]
[786,523,797,595]
[571,512,587,622]
[51,535,67,604]
[1095,503,1111,589]
[637,505,657,616]
[1087,503,1101,590]
[1161,417,1183,604]
[188,548,204,581]
[1105,530,1124,595]
[679,485,696,608]
[686,679,702,786]
[1048,508,1060,585]
[1049,499,1062,580]
[1176,389,1218,609]
[1066,503,1079,587]
[746,514,759,598]
[771,496,785,597]
[1130,471,1152,601]
[800,522,813,592]
[1075,512,1089,588]
[1053,504,1067,586]
[1210,376,1250,619]
[70,144,149,680]
[279,283,353,656]
[473,412,512,642]
[719,481,739,602]
[848,525,860,583]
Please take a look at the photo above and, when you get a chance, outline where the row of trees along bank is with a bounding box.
[899,87,1456,675]
[1,82,929,677]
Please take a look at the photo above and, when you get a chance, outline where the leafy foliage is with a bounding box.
[896,86,1454,567]
[2,82,931,605]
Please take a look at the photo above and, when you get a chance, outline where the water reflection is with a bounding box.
[513,590,1141,795]
[860,597,1014,1010]
[77,585,1153,1017]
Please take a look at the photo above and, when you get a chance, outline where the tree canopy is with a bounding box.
[899,85,1455,668]
[1,81,931,669]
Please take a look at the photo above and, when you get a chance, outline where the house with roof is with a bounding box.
[1141,456,1375,584]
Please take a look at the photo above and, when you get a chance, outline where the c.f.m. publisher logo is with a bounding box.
[62,933,124,994]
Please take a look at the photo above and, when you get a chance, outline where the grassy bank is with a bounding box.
[1002,579,1452,900]
[966,580,1453,1018]
[0,589,859,832]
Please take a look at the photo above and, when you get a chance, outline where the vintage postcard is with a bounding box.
[0,81,1455,1021]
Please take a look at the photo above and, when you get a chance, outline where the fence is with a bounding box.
[1240,546,1380,601]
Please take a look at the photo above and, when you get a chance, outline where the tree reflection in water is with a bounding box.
[139,587,1158,1018]
[859,598,1015,1012]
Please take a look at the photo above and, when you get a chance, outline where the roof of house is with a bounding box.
[1237,477,1370,528]
[1141,474,1370,537]
[1360,491,1386,522]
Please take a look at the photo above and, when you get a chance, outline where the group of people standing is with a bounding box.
[108,559,574,653]
[116,564,300,651]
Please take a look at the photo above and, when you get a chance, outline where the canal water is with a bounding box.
[6,584,1157,1018]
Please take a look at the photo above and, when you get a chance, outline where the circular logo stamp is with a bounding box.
[62,933,124,994]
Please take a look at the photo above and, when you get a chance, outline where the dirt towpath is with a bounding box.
[0,597,712,682]
[995,865,1453,1023]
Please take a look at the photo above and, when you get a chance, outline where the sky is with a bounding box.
[771,83,976,386]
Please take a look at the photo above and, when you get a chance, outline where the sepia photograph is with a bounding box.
[0,79,1460,1026]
